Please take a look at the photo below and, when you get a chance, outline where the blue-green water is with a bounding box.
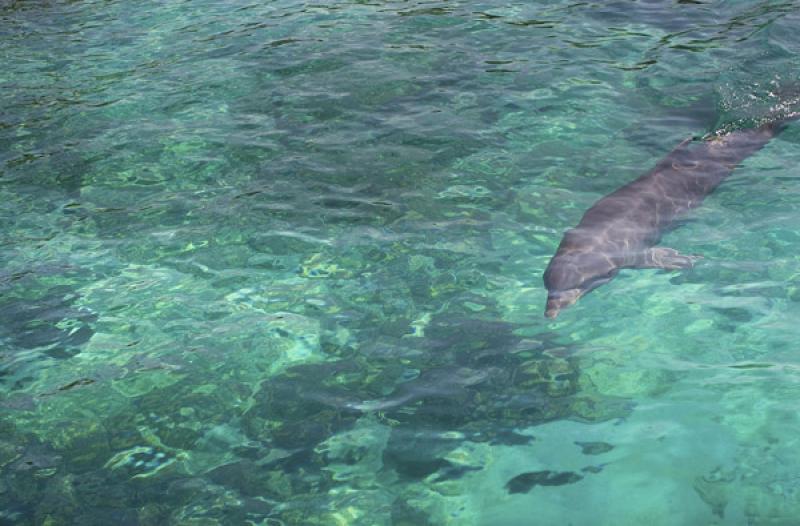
[4,0,800,523]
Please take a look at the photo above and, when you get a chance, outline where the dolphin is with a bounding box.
[543,120,791,318]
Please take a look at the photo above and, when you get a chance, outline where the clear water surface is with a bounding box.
[3,0,800,524]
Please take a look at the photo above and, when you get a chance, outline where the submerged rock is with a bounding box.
[505,470,584,494]
[575,441,615,455]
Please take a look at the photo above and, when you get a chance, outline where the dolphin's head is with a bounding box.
[543,249,618,319]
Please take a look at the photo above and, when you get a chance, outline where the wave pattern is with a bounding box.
[3,0,800,524]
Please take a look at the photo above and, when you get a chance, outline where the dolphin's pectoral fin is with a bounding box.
[637,247,702,270]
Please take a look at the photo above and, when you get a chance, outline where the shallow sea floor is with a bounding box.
[4,0,800,524]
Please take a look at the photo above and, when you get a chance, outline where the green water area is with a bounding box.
[3,0,800,524]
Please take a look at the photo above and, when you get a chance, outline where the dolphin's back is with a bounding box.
[573,123,778,250]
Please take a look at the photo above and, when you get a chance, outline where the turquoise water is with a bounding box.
[4,0,800,523]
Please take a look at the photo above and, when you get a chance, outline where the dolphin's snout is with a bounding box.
[544,300,561,319]
[544,289,581,319]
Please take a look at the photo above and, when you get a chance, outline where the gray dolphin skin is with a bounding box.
[543,120,789,318]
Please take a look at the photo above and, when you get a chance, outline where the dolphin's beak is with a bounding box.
[544,303,561,319]
[544,289,581,319]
